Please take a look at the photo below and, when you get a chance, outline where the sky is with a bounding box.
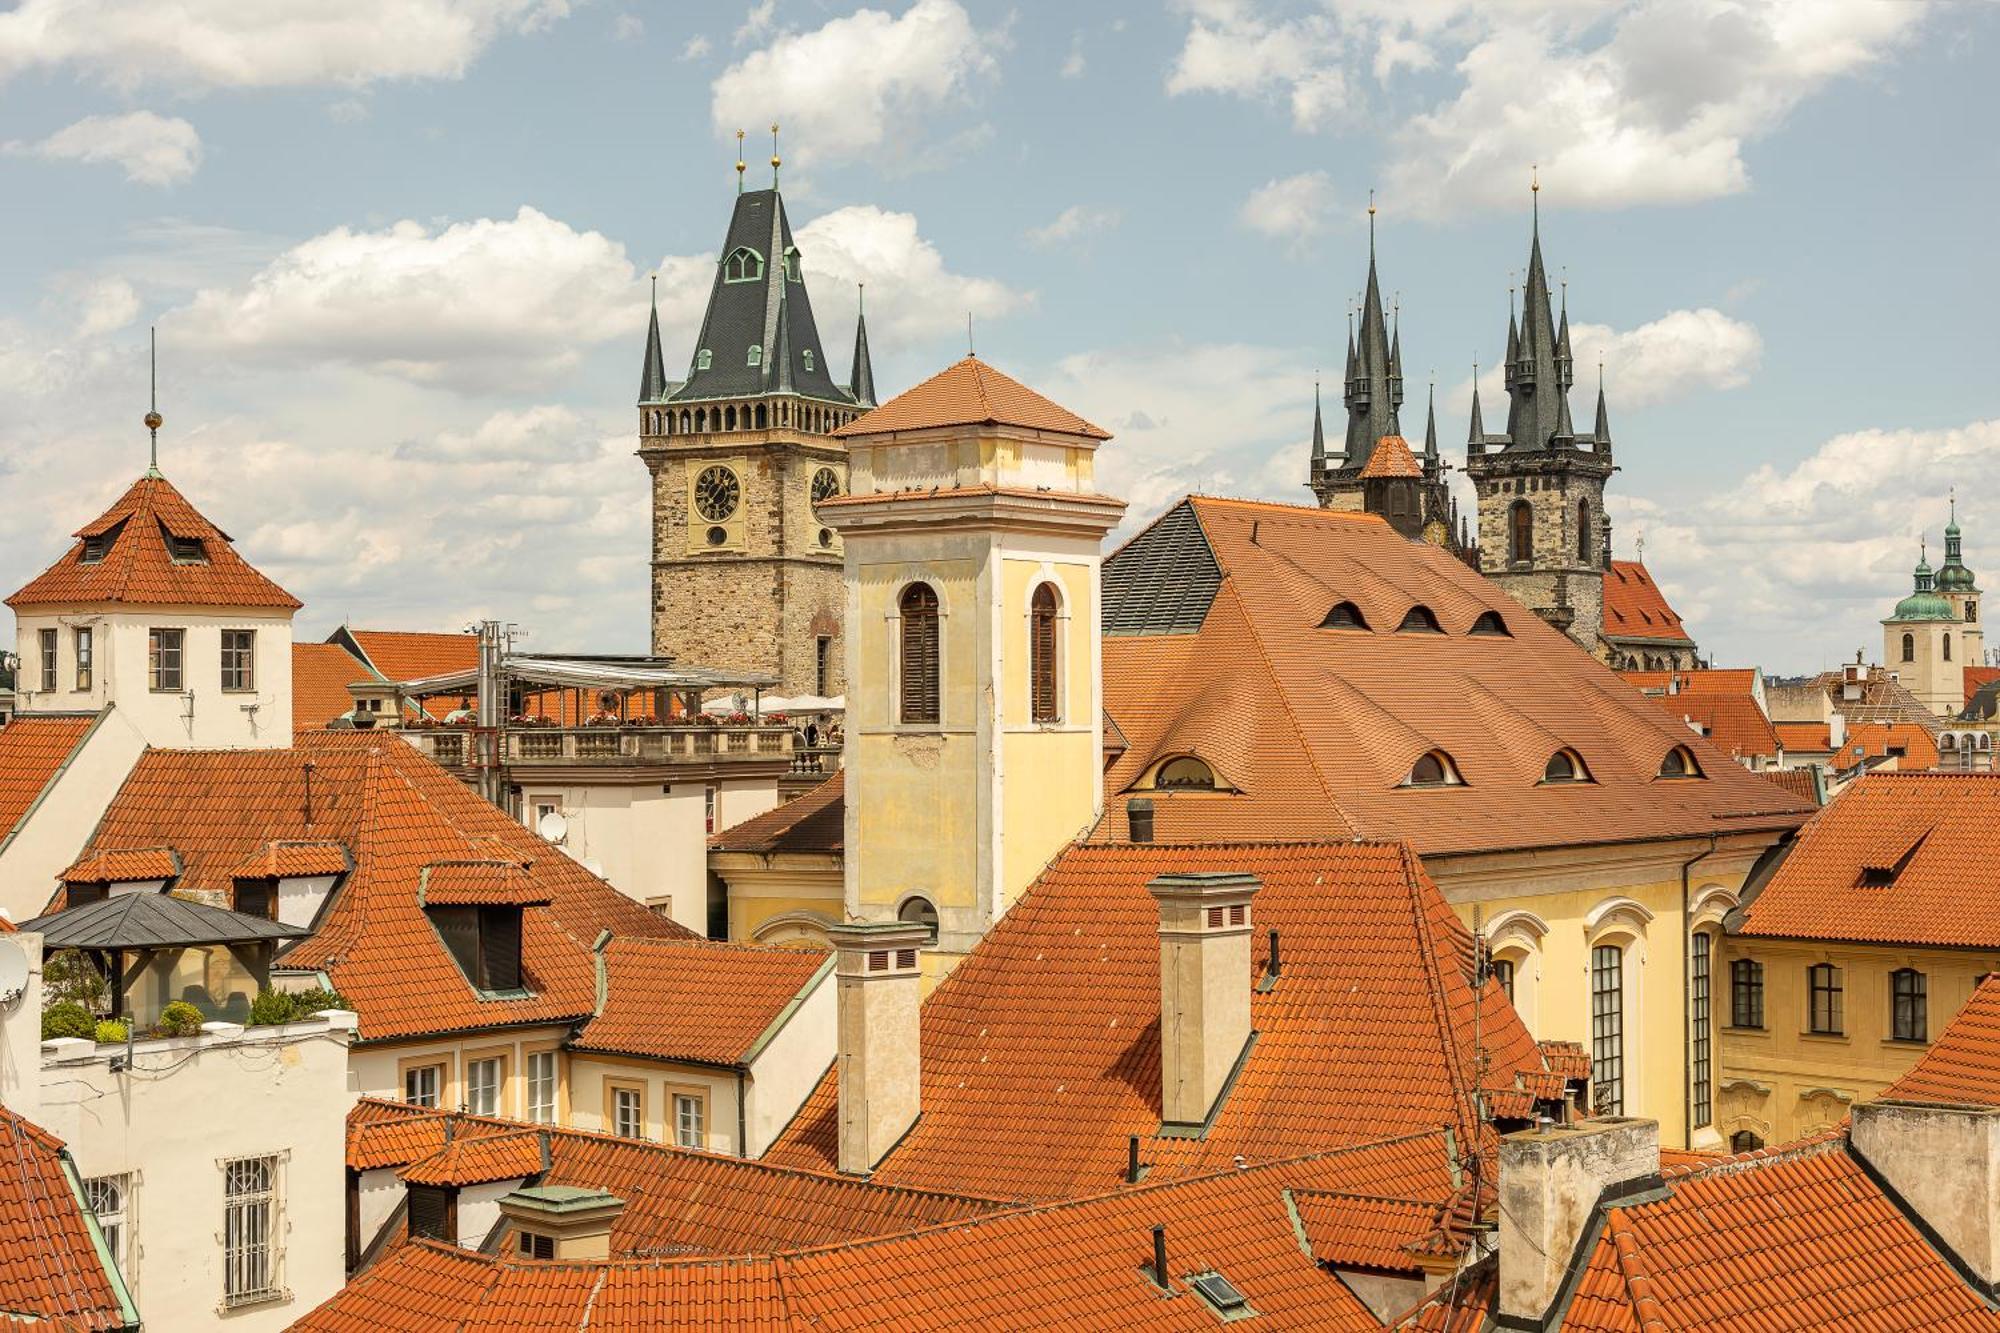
[1,0,1995,675]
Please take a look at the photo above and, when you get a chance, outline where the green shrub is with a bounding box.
[41,1002,94,1041]
[93,1020,128,1044]
[152,1001,203,1038]
[245,987,352,1026]
[286,987,350,1018]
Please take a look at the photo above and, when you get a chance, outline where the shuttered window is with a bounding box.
[426,905,525,993]
[1030,584,1059,723]
[899,583,940,724]
[406,1185,451,1241]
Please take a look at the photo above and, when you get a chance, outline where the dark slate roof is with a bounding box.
[22,893,298,950]
[638,293,668,405]
[668,188,851,406]
[1482,205,1608,456]
[1103,499,1223,636]
[1341,230,1401,472]
[848,297,877,408]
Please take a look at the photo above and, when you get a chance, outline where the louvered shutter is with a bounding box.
[1030,584,1058,723]
[899,584,940,724]
[407,1186,451,1240]
[480,907,523,992]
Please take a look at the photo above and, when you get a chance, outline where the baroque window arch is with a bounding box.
[898,582,941,725]
[1509,500,1533,563]
[1029,581,1060,724]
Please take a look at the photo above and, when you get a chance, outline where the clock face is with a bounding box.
[694,466,740,522]
[811,467,841,508]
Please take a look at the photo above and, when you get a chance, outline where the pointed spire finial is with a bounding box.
[770,122,781,188]
[735,129,746,193]
[1368,187,1376,254]
[966,310,974,356]
[144,325,163,477]
[650,272,658,308]
[857,281,865,317]
[1531,163,1539,228]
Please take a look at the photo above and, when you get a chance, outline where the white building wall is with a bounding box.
[343,1026,572,1114]
[0,707,148,923]
[356,1166,404,1258]
[742,964,835,1157]
[566,1055,742,1154]
[276,874,337,931]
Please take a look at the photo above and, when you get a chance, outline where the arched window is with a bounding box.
[1398,605,1443,633]
[1658,746,1702,779]
[1030,583,1059,724]
[747,344,762,367]
[1510,501,1533,563]
[724,405,737,430]
[1730,1130,1764,1154]
[679,410,691,433]
[696,349,712,370]
[1945,633,1954,661]
[695,408,707,431]
[1891,968,1927,1042]
[1154,756,1216,790]
[1901,632,1915,662]
[897,895,939,945]
[754,404,767,429]
[1404,751,1461,788]
[898,583,940,724]
[1469,610,1510,637]
[1320,601,1369,630]
[1578,498,1592,562]
[724,247,764,283]
[1591,943,1624,1115]
[1542,749,1589,783]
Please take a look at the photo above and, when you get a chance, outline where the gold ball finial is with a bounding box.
[144,410,163,432]
[1531,163,1540,192]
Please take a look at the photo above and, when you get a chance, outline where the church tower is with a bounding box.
[1936,497,1983,668]
[637,137,877,698]
[1885,546,1964,715]
[1464,183,1615,650]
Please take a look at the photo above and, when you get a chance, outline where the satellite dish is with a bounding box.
[0,940,28,1007]
[536,810,568,844]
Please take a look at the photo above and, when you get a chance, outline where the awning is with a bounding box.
[388,654,777,698]
[21,894,298,950]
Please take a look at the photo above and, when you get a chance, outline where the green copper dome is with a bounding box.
[1889,555,1954,621]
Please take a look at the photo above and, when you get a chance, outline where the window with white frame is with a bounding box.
[466,1057,501,1115]
[404,1063,442,1108]
[674,1094,704,1149]
[222,1156,281,1307]
[613,1086,644,1139]
[37,628,56,692]
[527,1051,558,1124]
[73,627,92,691]
[148,627,184,692]
[1591,944,1624,1116]
[83,1174,130,1280]
[704,786,718,836]
[220,629,256,692]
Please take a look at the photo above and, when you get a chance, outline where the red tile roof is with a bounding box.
[572,936,830,1066]
[398,1129,546,1187]
[1098,498,1810,853]
[7,474,299,611]
[1618,668,1758,695]
[1292,1189,1447,1271]
[1759,767,1823,806]
[764,840,1550,1201]
[1649,692,1781,761]
[230,839,350,879]
[0,715,96,841]
[833,356,1110,440]
[1735,772,2000,947]
[1884,974,2000,1107]
[1831,721,1940,774]
[1359,435,1423,479]
[1967,665,2000,706]
[339,630,479,685]
[1773,719,1831,751]
[71,733,687,1040]
[60,846,178,885]
[0,1106,130,1331]
[292,643,373,730]
[1600,559,1694,645]
[417,860,550,907]
[708,770,844,854]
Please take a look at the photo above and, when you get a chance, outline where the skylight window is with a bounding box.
[1190,1272,1252,1318]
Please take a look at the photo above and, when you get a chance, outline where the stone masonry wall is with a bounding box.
[1469,458,1609,654]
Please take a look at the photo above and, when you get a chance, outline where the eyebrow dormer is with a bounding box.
[1320,601,1369,631]
[1397,605,1444,634]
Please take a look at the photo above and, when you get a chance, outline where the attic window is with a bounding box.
[724,247,764,283]
[425,904,526,995]
[803,349,815,372]
[1542,749,1590,784]
[1191,1272,1250,1317]
[166,533,207,564]
[79,531,115,564]
[1319,601,1369,631]
[1404,751,1463,788]
[1155,756,1216,790]
[1397,605,1443,634]
[747,344,763,367]
[1657,745,1703,780]
[1469,610,1511,637]
[696,349,712,371]
[1858,833,1927,888]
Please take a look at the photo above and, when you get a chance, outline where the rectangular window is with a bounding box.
[406,1184,451,1242]
[1808,963,1844,1035]
[1731,959,1764,1029]
[222,1156,280,1307]
[466,1057,501,1116]
[425,905,524,993]
[612,1086,644,1139]
[815,636,832,698]
[1491,957,1515,1005]
[518,1231,554,1260]
[73,627,92,691]
[704,786,718,836]
[1691,932,1712,1128]
[234,880,275,920]
[527,1051,558,1125]
[83,1174,130,1280]
[221,629,256,692]
[1591,944,1624,1116]
[899,584,941,724]
[404,1064,442,1108]
[148,628,184,692]
[674,1094,704,1149]
[37,628,56,693]
[1892,969,1928,1042]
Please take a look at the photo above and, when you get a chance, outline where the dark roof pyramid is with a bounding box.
[848,286,877,407]
[1342,209,1402,470]
[638,278,668,404]
[1478,183,1608,456]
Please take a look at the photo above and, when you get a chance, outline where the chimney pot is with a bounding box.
[1127,1135,1141,1184]
[827,919,930,1175]
[1152,1224,1168,1289]
[1148,872,1259,1128]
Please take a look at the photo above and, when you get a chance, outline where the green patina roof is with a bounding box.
[502,1184,622,1213]
[1887,592,1954,622]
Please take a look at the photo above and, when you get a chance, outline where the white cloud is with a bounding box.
[394,404,600,463]
[9,111,202,185]
[1237,170,1337,249]
[710,0,997,168]
[734,0,776,45]
[681,34,713,60]
[613,12,644,41]
[163,206,641,391]
[1446,305,1760,417]
[1166,0,1347,130]
[68,277,140,338]
[0,0,568,90]
[1025,205,1121,249]
[792,205,1032,345]
[1061,30,1086,79]
[327,97,371,123]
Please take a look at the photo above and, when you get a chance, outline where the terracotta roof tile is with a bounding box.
[1736,772,2000,948]
[1098,497,1810,854]
[293,643,374,730]
[833,356,1110,440]
[1759,767,1822,805]
[0,1106,128,1330]
[709,769,844,854]
[341,630,480,684]
[1773,720,1831,751]
[417,860,550,907]
[1966,666,2000,706]
[0,715,95,841]
[1600,559,1693,645]
[399,1130,547,1188]
[1884,974,2000,1107]
[572,937,829,1066]
[231,839,350,879]
[7,473,299,611]
[1831,721,1940,774]
[1618,668,1758,695]
[60,846,178,884]
[1291,1189,1441,1271]
[1358,435,1423,479]
[764,840,1550,1201]
[1648,692,1781,761]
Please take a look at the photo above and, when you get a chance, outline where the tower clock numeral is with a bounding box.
[694,466,741,522]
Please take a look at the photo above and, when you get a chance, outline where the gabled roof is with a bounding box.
[1773,720,1831,752]
[60,846,179,885]
[708,770,844,855]
[67,733,688,1040]
[1759,766,1823,807]
[1601,560,1694,646]
[1733,772,2000,946]
[0,714,97,843]
[1358,434,1423,479]
[231,839,350,879]
[292,643,375,730]
[7,474,299,612]
[0,1106,133,1331]
[1098,497,1811,854]
[763,840,1547,1201]
[834,356,1110,440]
[1831,721,1940,774]
[571,936,830,1066]
[331,628,477,684]
[1884,974,2000,1107]
[22,891,294,950]
[398,1130,546,1188]
[1650,693,1781,762]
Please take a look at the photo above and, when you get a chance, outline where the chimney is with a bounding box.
[1852,1100,2000,1285]
[495,1185,625,1260]
[1127,797,1155,844]
[827,920,928,1174]
[1498,1117,1660,1325]
[1829,713,1847,750]
[1148,871,1258,1129]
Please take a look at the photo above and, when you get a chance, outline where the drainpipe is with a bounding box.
[1680,835,1720,1151]
[736,1068,748,1157]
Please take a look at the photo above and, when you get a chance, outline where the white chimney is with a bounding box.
[827,920,928,1175]
[1830,713,1848,750]
[1852,1101,2000,1284]
[1148,872,1258,1129]
[1498,1117,1661,1324]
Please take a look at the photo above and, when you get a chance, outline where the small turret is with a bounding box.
[638,277,668,405]
[848,284,877,408]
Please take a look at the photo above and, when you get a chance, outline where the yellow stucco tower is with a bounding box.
[822,357,1125,964]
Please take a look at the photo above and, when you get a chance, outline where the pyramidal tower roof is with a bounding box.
[1341,203,1402,471]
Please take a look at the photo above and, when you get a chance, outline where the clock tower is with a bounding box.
[637,151,877,698]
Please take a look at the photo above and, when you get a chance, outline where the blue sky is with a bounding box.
[1,0,1994,674]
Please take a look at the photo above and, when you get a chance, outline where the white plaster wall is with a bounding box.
[276,874,337,931]
[565,1056,741,1154]
[343,1027,570,1111]
[35,1019,354,1333]
[0,933,44,1121]
[14,609,293,748]
[743,963,835,1157]
[455,1179,520,1250]
[0,707,148,923]
[356,1167,404,1259]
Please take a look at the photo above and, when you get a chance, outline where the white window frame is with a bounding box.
[704,785,718,836]
[465,1057,501,1116]
[673,1093,704,1149]
[83,1173,131,1284]
[613,1086,644,1139]
[73,626,92,691]
[37,628,56,693]
[220,1153,283,1309]
[527,1051,558,1125]
[148,627,185,692]
[404,1063,442,1109]
[220,628,256,692]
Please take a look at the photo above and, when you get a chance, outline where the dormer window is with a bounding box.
[696,349,712,371]
[1404,750,1463,787]
[783,250,801,282]
[1469,610,1511,637]
[1154,756,1216,790]
[1542,749,1591,783]
[80,535,111,564]
[1657,745,1703,780]
[1397,605,1443,633]
[166,533,206,563]
[747,344,762,367]
[1320,601,1369,630]
[724,247,764,283]
[802,349,815,372]
[426,904,525,995]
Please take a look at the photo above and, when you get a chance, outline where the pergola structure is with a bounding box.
[384,654,779,729]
